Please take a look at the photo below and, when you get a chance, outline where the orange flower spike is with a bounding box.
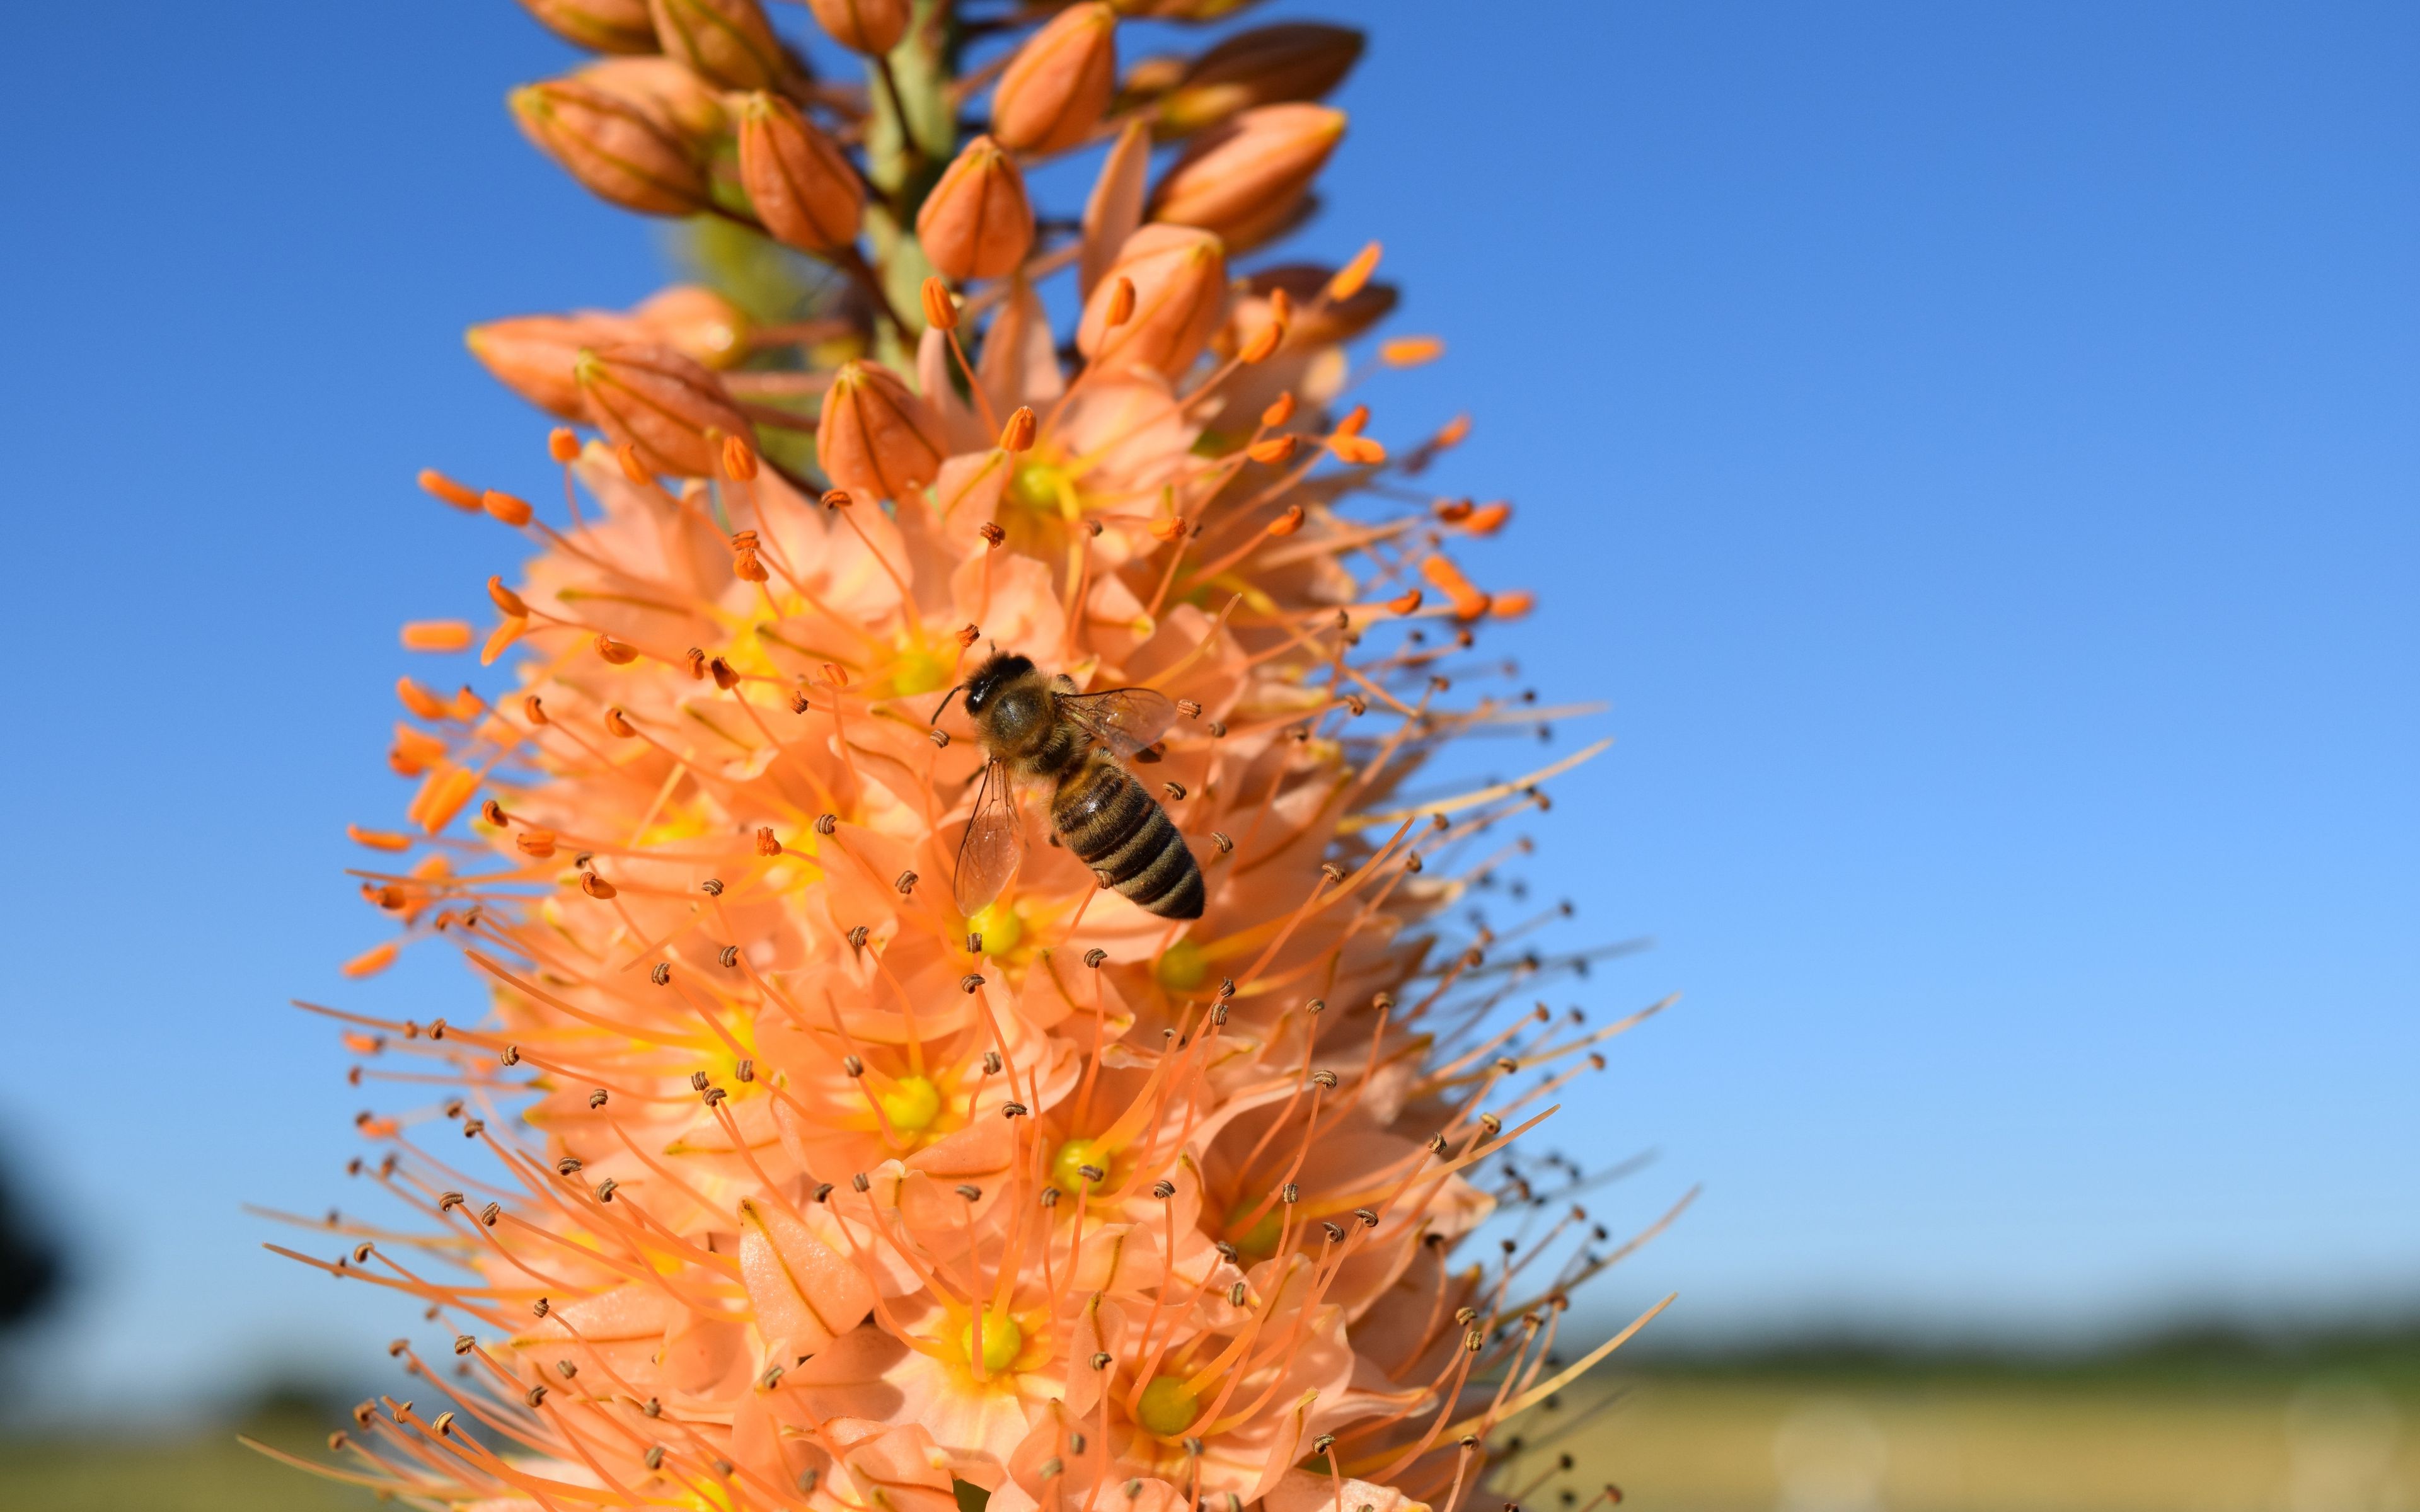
[735,92,863,253]
[991,3,1119,155]
[417,469,481,512]
[804,0,907,55]
[574,343,752,478]
[514,0,659,54]
[916,135,1035,282]
[1147,103,1345,251]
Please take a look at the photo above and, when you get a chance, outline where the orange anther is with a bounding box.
[998,405,1037,454]
[1148,515,1187,542]
[417,469,481,511]
[754,826,783,857]
[821,488,854,510]
[1260,392,1296,429]
[1379,336,1444,368]
[412,764,481,835]
[921,275,959,332]
[1386,588,1424,616]
[516,828,558,859]
[1432,413,1472,449]
[956,623,982,648]
[1268,287,1294,324]
[1266,503,1306,537]
[342,943,400,980]
[1420,555,1477,597]
[1330,435,1386,466]
[449,686,485,721]
[396,677,449,721]
[347,825,413,853]
[734,547,768,582]
[1335,404,1369,437]
[821,662,850,687]
[487,576,529,618]
[1327,241,1381,302]
[602,707,638,738]
[1433,498,1475,524]
[401,621,474,653]
[594,634,638,665]
[710,656,740,690]
[1238,321,1285,364]
[1461,501,1512,535]
[1246,435,1297,465]
[580,872,617,900]
[1490,589,1535,619]
[481,490,533,526]
[522,694,548,725]
[686,646,708,679]
[721,434,759,481]
[547,427,581,463]
[480,798,508,828]
[481,617,526,666]
[614,440,652,484]
[1104,275,1136,329]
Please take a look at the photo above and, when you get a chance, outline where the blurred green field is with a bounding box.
[6,1353,2414,1512]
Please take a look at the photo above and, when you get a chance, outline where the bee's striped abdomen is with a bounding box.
[1052,759,1204,919]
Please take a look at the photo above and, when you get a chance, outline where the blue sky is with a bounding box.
[0,2,2411,1416]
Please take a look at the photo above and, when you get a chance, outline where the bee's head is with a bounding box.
[957,652,1034,718]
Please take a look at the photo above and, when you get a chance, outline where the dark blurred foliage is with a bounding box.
[0,1152,65,1337]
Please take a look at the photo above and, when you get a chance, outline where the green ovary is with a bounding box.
[891,647,953,697]
[1155,939,1207,993]
[878,1074,943,1132]
[1224,1198,1283,1260]
[959,1311,1023,1374]
[1051,1137,1107,1193]
[1135,1375,1199,1437]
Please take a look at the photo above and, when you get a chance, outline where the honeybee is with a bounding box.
[935,652,1204,921]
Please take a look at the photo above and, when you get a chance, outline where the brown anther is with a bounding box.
[719,945,740,968]
[645,1445,667,1470]
[588,1088,609,1109]
[928,727,950,748]
[1151,1179,1177,1199]
[703,1085,725,1106]
[1281,1183,1299,1204]
[1206,719,1227,737]
[846,925,869,949]
[1161,781,1187,800]
[789,688,812,713]
[1354,1208,1379,1228]
[1427,1132,1449,1154]
[1434,497,1475,524]
[524,1383,548,1407]
[954,1183,982,1201]
[686,646,708,679]
[1229,1280,1248,1307]
[979,522,1006,547]
[734,1057,755,1082]
[555,1359,578,1378]
[556,1156,582,1175]
[1175,699,1202,718]
[1344,694,1368,716]
[452,1334,475,1355]
[522,694,548,724]
[1078,1164,1105,1183]
[1216,977,1236,999]
[1091,1352,1112,1371]
[1209,830,1233,853]
[701,878,726,896]
[755,826,783,856]
[1479,1113,1504,1136]
[815,813,838,835]
[960,973,985,993]
[1320,1220,1345,1242]
[999,404,1037,453]
[1082,948,1108,967]
[895,869,918,894]
[595,633,638,665]
[820,488,853,510]
[596,1177,618,1201]
[841,1055,865,1077]
[353,1242,374,1263]
[1310,1069,1338,1089]
[851,1172,871,1193]
[479,1201,500,1226]
[710,656,740,690]
[956,622,983,648]
[501,1043,522,1066]
[480,798,507,828]
[1002,1101,1028,1118]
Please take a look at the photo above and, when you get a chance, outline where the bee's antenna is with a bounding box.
[930,685,966,726]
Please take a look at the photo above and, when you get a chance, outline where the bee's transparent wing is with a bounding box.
[953,759,1024,917]
[1056,686,1177,759]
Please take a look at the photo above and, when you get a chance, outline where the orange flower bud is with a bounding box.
[548,427,582,462]
[632,285,751,369]
[915,136,1034,282]
[998,405,1037,453]
[1075,224,1226,377]
[398,677,450,720]
[509,77,710,217]
[514,0,659,54]
[721,434,759,479]
[466,312,638,419]
[482,490,534,526]
[1156,23,1364,137]
[991,3,1119,155]
[816,360,948,500]
[805,0,908,56]
[646,0,793,91]
[921,276,959,331]
[574,342,753,478]
[1147,103,1344,251]
[735,93,863,253]
[574,55,729,148]
[402,621,475,653]
[418,469,483,511]
[489,576,531,617]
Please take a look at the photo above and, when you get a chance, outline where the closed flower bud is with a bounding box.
[631,285,751,369]
[817,360,948,500]
[1156,23,1363,138]
[1148,103,1344,251]
[915,137,1034,282]
[575,342,753,478]
[574,55,729,149]
[510,77,710,216]
[647,0,793,91]
[515,0,659,54]
[466,312,640,418]
[805,0,908,56]
[991,3,1119,155]
[1075,224,1226,377]
[735,92,863,253]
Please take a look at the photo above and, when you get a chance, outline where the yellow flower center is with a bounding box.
[1008,459,1077,517]
[1224,1198,1283,1260]
[1135,1375,1199,1437]
[891,646,954,697]
[967,901,1023,956]
[878,1074,943,1132]
[958,1310,1023,1375]
[1155,939,1207,993]
[1051,1137,1107,1193]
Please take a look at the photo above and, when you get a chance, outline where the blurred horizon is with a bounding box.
[0,0,2412,1437]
